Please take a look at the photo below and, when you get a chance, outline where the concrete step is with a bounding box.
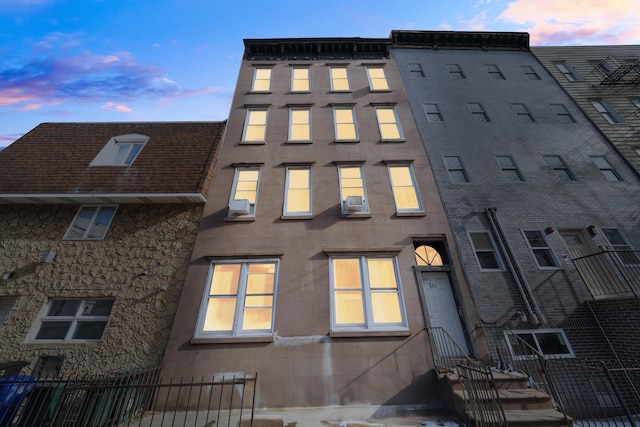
[441,370,530,390]
[470,408,571,426]
[452,388,553,410]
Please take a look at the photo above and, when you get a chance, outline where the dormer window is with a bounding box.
[90,134,149,166]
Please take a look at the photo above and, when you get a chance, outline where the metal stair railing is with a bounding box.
[428,326,472,373]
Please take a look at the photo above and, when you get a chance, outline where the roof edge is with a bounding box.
[391,30,530,51]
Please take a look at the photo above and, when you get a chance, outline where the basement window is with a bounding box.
[505,329,575,359]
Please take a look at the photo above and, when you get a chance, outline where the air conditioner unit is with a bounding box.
[228,199,251,215]
[344,195,365,212]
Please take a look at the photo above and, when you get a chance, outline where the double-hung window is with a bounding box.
[443,156,469,183]
[375,106,404,141]
[288,107,311,142]
[590,156,621,181]
[329,66,350,91]
[424,103,444,122]
[284,166,312,217]
[601,228,640,265]
[544,155,576,182]
[550,104,576,123]
[195,260,279,339]
[333,106,358,141]
[523,230,559,268]
[468,103,490,122]
[511,103,534,122]
[387,164,423,214]
[338,165,368,215]
[408,63,424,78]
[555,62,582,81]
[251,67,272,92]
[330,255,408,334]
[468,231,503,270]
[590,99,624,124]
[291,67,310,92]
[64,205,117,240]
[486,64,505,79]
[521,65,541,80]
[33,299,114,342]
[228,167,261,219]
[446,64,465,79]
[366,66,389,91]
[496,156,524,181]
[242,108,268,142]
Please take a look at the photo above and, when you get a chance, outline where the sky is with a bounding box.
[1,0,639,147]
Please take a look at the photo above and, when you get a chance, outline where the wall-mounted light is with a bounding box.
[587,225,599,236]
[39,251,57,264]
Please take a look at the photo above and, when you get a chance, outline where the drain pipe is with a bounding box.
[485,208,544,325]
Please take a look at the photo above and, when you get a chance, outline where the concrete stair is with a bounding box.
[440,369,573,426]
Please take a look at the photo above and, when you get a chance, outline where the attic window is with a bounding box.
[89,134,149,166]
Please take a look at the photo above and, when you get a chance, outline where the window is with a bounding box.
[590,99,624,124]
[550,104,575,123]
[505,329,574,359]
[195,260,279,338]
[601,228,640,265]
[33,299,114,342]
[0,297,16,325]
[423,103,444,122]
[329,66,350,91]
[414,242,446,266]
[375,106,404,140]
[443,156,469,183]
[468,103,490,122]
[242,108,268,142]
[288,107,311,142]
[89,134,148,166]
[330,256,407,333]
[590,156,621,181]
[338,165,369,215]
[446,64,465,79]
[333,106,358,141]
[64,206,117,240]
[521,65,540,80]
[495,156,524,181]
[589,60,613,76]
[544,155,576,182]
[408,63,424,77]
[33,355,65,378]
[291,67,310,92]
[523,230,559,268]
[251,67,272,92]
[468,231,503,270]
[366,66,389,91]
[228,167,261,218]
[486,64,505,79]
[284,166,312,217]
[554,62,582,81]
[631,98,640,109]
[387,164,423,214]
[511,103,534,122]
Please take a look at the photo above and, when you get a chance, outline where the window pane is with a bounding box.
[252,68,271,91]
[503,169,522,182]
[389,166,412,186]
[242,308,272,330]
[371,292,402,323]
[331,68,349,90]
[210,264,241,295]
[368,67,389,90]
[292,68,309,91]
[36,322,71,340]
[602,228,625,245]
[367,259,397,289]
[335,291,365,324]
[393,187,420,209]
[48,300,81,316]
[204,298,236,331]
[244,295,273,307]
[477,252,500,269]
[524,231,546,247]
[72,321,107,340]
[510,333,537,355]
[246,264,275,293]
[537,332,569,355]
[287,189,310,212]
[81,299,114,316]
[534,249,556,267]
[87,206,116,239]
[333,259,361,289]
[67,207,97,238]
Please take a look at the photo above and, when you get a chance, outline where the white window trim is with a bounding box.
[387,164,424,214]
[63,205,118,241]
[522,229,561,269]
[333,106,359,142]
[601,228,640,266]
[329,66,351,92]
[504,329,575,359]
[89,134,149,167]
[250,67,272,92]
[329,255,409,334]
[227,166,261,220]
[194,259,280,340]
[283,166,312,217]
[31,298,114,343]
[365,66,390,91]
[288,107,312,143]
[375,106,404,141]
[555,62,582,81]
[290,66,310,92]
[468,231,505,271]
[338,164,369,215]
[590,99,624,124]
[241,108,269,143]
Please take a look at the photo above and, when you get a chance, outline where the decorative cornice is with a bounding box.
[391,30,530,51]
[244,38,390,60]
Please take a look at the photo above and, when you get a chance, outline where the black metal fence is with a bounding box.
[571,250,640,298]
[457,362,507,427]
[0,367,257,427]
[427,326,471,373]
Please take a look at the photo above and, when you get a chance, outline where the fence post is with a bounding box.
[601,361,638,427]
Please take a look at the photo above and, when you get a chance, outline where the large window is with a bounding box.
[195,261,279,338]
[505,329,574,359]
[387,164,423,214]
[338,165,368,215]
[523,230,559,268]
[544,155,576,182]
[284,166,312,217]
[366,66,389,91]
[329,66,350,91]
[89,134,149,167]
[288,107,311,142]
[33,299,114,342]
[495,156,524,182]
[330,256,407,333]
[242,108,268,142]
[375,106,404,141]
[443,156,469,183]
[291,67,310,92]
[228,167,261,218]
[468,231,503,270]
[64,206,117,240]
[333,107,358,141]
[251,67,272,92]
[590,99,624,124]
[590,156,621,181]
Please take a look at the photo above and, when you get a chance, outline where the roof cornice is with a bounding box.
[244,37,390,60]
[391,30,530,51]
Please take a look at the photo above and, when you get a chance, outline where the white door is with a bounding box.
[421,271,469,355]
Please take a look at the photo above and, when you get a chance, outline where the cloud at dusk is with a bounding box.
[101,102,133,113]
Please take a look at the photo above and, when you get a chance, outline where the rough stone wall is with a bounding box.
[0,203,203,376]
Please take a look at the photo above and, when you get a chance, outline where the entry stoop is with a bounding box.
[439,368,573,426]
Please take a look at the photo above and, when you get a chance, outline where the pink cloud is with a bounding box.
[18,103,42,111]
[0,88,37,106]
[498,0,640,45]
[101,102,133,113]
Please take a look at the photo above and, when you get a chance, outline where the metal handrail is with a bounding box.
[428,326,471,372]
[458,362,507,427]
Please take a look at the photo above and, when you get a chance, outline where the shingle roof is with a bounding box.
[0,122,224,203]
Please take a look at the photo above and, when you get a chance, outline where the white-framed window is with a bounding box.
[521,65,540,80]
[32,299,114,342]
[251,67,272,92]
[408,63,424,78]
[0,297,16,325]
[195,260,279,338]
[338,165,369,215]
[284,166,312,217]
[89,134,149,167]
[333,106,358,141]
[486,64,505,79]
[446,64,465,79]
[468,231,503,270]
[544,155,576,182]
[291,66,310,92]
[495,156,524,182]
[288,107,311,142]
[242,108,268,142]
[550,104,576,123]
[227,167,261,219]
[505,329,574,359]
[523,230,559,268]
[366,66,389,91]
[468,103,490,123]
[631,98,640,109]
[424,103,444,122]
[443,156,469,183]
[590,156,622,181]
[375,106,404,140]
[329,66,350,91]
[601,228,640,265]
[64,205,117,240]
[588,60,614,76]
[387,164,423,214]
[590,99,624,124]
[330,255,408,333]
[511,103,534,122]
[554,62,582,81]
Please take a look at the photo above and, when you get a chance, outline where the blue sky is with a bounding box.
[1,0,639,147]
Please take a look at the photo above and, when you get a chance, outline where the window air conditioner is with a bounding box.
[344,195,365,212]
[228,199,251,215]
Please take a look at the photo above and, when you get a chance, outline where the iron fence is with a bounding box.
[427,326,471,373]
[457,361,507,427]
[571,250,640,298]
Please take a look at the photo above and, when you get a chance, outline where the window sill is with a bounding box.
[330,329,410,338]
[239,141,266,145]
[378,139,406,143]
[286,140,313,144]
[191,335,275,344]
[329,90,352,93]
[224,216,257,222]
[247,91,272,95]
[289,91,311,94]
[395,211,426,217]
[340,213,372,219]
[333,140,360,144]
[281,215,314,220]
[369,89,392,93]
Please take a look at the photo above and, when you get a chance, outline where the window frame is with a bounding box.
[194,259,280,340]
[521,65,541,80]
[523,230,560,268]
[544,155,576,182]
[250,67,273,92]
[365,66,390,91]
[283,166,312,217]
[89,134,149,167]
[468,103,490,123]
[374,106,404,141]
[443,156,469,183]
[227,166,262,219]
[290,66,310,92]
[423,103,444,122]
[590,156,622,181]
[329,255,409,335]
[505,329,575,359]
[495,155,524,182]
[601,228,640,266]
[288,107,312,143]
[63,205,117,241]
[468,231,504,271]
[486,64,505,80]
[408,63,424,78]
[550,104,576,123]
[241,108,269,143]
[590,99,624,124]
[510,103,534,123]
[332,106,359,142]
[387,163,424,214]
[554,62,582,81]
[337,164,369,216]
[446,64,465,79]
[329,66,350,92]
